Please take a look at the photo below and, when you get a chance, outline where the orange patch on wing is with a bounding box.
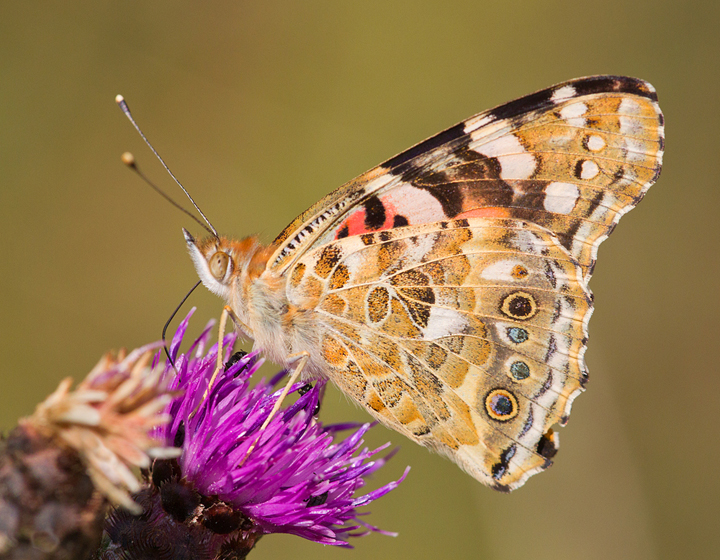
[339,210,368,238]
[456,207,512,219]
[336,204,400,238]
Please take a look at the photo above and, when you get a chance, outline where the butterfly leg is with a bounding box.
[204,305,311,462]
[239,350,310,465]
[199,305,252,407]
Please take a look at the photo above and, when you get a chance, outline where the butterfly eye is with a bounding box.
[209,251,231,281]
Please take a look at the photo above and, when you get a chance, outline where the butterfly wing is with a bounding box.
[265,75,663,490]
[269,75,664,282]
[286,217,591,490]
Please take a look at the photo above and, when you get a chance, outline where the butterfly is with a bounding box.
[184,76,664,491]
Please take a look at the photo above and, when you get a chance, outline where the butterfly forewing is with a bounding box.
[269,75,663,283]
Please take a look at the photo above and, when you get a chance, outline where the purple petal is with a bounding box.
[156,312,408,546]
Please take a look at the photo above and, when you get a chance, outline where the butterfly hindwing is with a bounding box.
[270,75,663,283]
[286,218,592,490]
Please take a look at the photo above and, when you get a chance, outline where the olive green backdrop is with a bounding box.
[1,2,716,559]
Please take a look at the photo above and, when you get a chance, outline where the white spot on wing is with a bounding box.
[404,236,436,265]
[551,85,577,102]
[342,249,362,278]
[423,307,468,340]
[469,133,536,179]
[463,113,494,133]
[480,260,525,282]
[560,102,587,119]
[498,152,538,180]
[619,98,642,115]
[543,182,580,214]
[580,160,600,180]
[383,184,446,223]
[559,102,587,128]
[586,134,605,151]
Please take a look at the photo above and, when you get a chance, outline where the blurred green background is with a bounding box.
[1,2,717,559]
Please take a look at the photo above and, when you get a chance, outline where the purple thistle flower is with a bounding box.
[104,309,407,558]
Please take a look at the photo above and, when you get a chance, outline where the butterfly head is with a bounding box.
[183,228,265,302]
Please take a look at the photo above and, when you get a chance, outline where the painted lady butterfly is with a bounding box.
[185,76,664,491]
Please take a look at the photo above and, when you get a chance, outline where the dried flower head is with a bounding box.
[0,342,180,559]
[27,344,180,513]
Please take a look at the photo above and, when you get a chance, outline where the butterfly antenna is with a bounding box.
[121,152,217,237]
[115,94,219,239]
[120,152,217,237]
[162,280,202,368]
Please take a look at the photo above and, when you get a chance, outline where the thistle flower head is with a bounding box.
[103,310,407,558]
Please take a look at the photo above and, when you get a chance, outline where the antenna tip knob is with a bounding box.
[115,94,125,104]
[121,152,135,166]
[182,228,195,244]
